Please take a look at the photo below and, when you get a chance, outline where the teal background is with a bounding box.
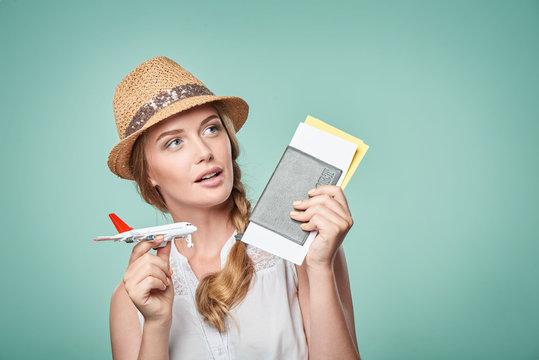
[1,0,538,358]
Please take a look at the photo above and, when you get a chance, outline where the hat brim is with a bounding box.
[107,95,248,180]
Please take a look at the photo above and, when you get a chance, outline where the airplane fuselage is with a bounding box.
[94,222,197,246]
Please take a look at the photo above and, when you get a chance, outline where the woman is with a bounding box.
[108,56,360,359]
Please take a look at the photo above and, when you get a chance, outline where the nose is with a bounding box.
[193,137,213,164]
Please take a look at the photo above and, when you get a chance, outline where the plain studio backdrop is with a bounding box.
[1,0,538,359]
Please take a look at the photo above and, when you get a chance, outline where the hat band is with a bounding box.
[124,83,214,138]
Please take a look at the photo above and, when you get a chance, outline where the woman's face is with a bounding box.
[143,103,234,211]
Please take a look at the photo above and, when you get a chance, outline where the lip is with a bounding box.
[196,171,224,187]
[195,166,223,183]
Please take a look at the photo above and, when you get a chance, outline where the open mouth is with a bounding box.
[195,170,222,182]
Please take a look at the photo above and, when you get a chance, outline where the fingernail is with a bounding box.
[169,267,173,275]
[290,211,300,216]
[308,188,316,195]
[293,200,301,206]
[167,278,171,286]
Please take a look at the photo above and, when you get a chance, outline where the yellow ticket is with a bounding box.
[304,115,369,189]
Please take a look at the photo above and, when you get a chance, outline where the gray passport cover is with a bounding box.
[250,146,342,245]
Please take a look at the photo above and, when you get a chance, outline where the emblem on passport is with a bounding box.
[250,146,342,245]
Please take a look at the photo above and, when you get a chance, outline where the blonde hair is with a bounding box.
[129,103,254,332]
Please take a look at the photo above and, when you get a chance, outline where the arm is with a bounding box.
[110,238,173,360]
[292,186,360,360]
[333,246,358,350]
[296,247,359,360]
[110,282,141,359]
[110,283,172,360]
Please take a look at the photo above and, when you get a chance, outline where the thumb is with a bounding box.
[156,240,171,263]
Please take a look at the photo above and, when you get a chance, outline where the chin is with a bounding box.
[198,188,234,209]
[165,180,234,211]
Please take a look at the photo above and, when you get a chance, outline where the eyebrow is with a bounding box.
[155,114,220,143]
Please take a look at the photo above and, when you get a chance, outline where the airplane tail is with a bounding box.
[109,213,133,233]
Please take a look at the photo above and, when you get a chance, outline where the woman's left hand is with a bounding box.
[290,185,354,270]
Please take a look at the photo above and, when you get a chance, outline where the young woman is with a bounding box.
[108,56,360,359]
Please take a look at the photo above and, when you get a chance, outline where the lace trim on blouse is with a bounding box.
[169,241,280,296]
[170,255,189,296]
[246,244,280,272]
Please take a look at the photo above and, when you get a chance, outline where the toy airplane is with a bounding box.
[93,213,197,248]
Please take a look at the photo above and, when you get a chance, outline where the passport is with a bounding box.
[250,146,342,245]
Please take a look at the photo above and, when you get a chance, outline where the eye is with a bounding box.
[166,138,182,149]
[203,124,220,135]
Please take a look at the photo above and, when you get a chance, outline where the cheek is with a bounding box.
[147,153,189,186]
[224,142,235,184]
[222,136,233,160]
[221,140,233,169]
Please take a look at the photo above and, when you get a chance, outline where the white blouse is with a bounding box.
[137,231,308,359]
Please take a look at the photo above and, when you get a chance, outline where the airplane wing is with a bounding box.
[93,235,123,242]
[93,213,197,246]
[93,233,166,243]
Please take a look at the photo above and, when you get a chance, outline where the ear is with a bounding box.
[146,167,158,187]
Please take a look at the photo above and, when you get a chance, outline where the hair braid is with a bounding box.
[129,103,255,332]
[194,107,254,332]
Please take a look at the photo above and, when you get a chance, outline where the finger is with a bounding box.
[136,275,169,296]
[291,203,346,225]
[128,236,165,266]
[308,185,351,217]
[125,275,168,304]
[293,206,349,232]
[127,261,170,288]
[293,195,348,220]
[299,210,349,234]
[156,241,172,265]
[125,253,171,282]
[290,205,351,231]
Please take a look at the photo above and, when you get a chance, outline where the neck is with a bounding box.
[169,198,236,259]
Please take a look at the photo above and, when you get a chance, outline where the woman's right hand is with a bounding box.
[122,237,174,326]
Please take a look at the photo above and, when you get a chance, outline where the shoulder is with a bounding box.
[111,281,129,305]
[110,282,138,316]
[110,281,141,326]
[110,282,130,319]
[243,245,303,303]
[245,244,281,273]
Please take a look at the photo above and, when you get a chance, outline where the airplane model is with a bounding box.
[93,213,197,248]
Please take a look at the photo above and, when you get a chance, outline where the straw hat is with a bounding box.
[108,56,249,180]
